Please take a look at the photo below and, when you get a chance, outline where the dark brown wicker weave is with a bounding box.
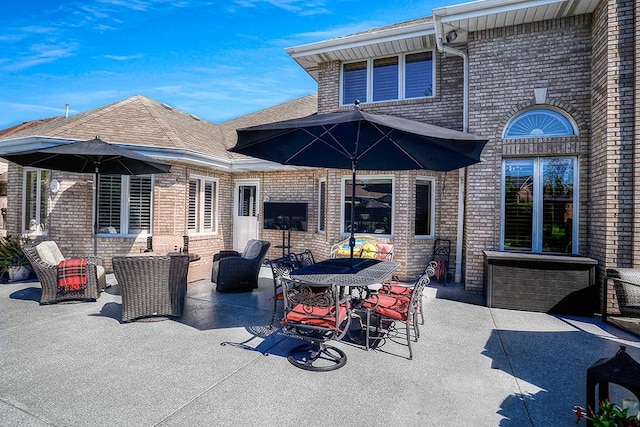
[607,268,640,317]
[112,254,190,322]
[23,241,106,305]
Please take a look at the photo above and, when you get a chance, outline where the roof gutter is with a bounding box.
[433,12,468,284]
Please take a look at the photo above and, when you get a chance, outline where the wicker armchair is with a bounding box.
[112,254,190,322]
[212,239,271,293]
[23,241,106,305]
[607,268,640,317]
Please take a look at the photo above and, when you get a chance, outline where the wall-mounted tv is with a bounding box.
[263,202,308,231]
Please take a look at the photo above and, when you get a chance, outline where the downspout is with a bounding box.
[434,14,468,284]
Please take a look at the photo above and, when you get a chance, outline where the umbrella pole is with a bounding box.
[93,169,98,256]
[349,163,356,268]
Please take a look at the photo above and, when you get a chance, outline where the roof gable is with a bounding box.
[0,93,318,170]
[0,95,231,160]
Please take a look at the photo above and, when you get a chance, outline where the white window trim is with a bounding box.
[22,168,48,236]
[499,157,579,254]
[188,174,219,235]
[339,50,436,107]
[96,175,155,237]
[317,178,326,234]
[414,176,435,239]
[341,174,394,238]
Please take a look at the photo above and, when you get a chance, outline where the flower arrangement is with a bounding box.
[574,400,640,426]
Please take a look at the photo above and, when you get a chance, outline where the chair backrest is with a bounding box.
[268,256,296,294]
[283,281,351,341]
[432,239,451,262]
[241,239,270,261]
[607,268,640,313]
[291,250,315,268]
[424,261,438,277]
[408,273,430,316]
[360,242,394,261]
[34,241,65,266]
[112,254,190,322]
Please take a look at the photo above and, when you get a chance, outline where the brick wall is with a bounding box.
[464,15,593,292]
[6,161,233,281]
[591,0,638,314]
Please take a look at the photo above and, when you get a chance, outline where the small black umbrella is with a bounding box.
[1,136,171,255]
[231,106,488,262]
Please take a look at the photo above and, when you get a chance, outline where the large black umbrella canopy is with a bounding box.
[1,136,172,255]
[231,107,488,262]
[1,136,172,175]
[232,107,487,171]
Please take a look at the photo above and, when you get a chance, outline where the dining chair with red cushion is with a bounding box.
[377,261,436,329]
[281,280,352,371]
[362,272,430,359]
[267,256,297,326]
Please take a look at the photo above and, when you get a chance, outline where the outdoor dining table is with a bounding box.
[290,257,400,352]
[290,257,399,287]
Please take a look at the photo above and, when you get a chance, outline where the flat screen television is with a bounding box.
[263,202,308,231]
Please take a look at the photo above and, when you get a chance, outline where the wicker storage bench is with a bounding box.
[484,251,597,315]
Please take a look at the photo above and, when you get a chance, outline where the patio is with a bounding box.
[2,267,640,426]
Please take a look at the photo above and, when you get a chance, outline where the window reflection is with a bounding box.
[344,178,392,235]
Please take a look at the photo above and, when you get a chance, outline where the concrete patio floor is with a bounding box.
[2,267,640,426]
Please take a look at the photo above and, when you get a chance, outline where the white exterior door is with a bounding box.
[233,180,259,252]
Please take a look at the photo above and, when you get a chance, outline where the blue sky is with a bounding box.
[0,0,458,129]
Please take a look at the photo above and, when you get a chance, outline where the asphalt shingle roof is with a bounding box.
[1,94,318,164]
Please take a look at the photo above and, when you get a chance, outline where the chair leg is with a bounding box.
[406,322,413,360]
[365,309,371,351]
[270,298,278,327]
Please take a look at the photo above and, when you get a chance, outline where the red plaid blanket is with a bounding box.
[58,258,88,292]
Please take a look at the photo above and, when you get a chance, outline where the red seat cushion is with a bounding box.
[380,283,412,296]
[362,294,410,321]
[285,304,347,331]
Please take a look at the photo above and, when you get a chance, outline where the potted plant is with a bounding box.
[0,235,32,282]
[574,400,640,426]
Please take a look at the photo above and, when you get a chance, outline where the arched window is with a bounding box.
[503,108,577,138]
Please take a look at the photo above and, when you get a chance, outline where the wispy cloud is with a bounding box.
[0,101,66,115]
[279,21,385,46]
[231,0,332,16]
[0,0,202,71]
[2,42,78,71]
[103,54,144,61]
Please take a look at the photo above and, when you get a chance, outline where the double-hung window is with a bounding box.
[342,51,434,105]
[23,169,50,234]
[188,176,218,233]
[502,157,577,254]
[343,176,393,236]
[97,175,152,235]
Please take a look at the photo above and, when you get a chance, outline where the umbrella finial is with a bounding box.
[354,100,360,109]
[94,136,100,141]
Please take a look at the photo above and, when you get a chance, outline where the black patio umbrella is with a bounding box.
[1,136,172,255]
[231,106,488,262]
[359,199,388,209]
